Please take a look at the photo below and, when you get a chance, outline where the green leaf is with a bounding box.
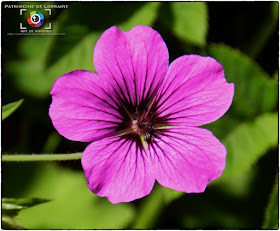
[273,70,278,83]
[2,99,24,120]
[42,132,62,153]
[16,163,135,229]
[118,2,160,31]
[2,197,51,229]
[2,203,25,211]
[246,2,279,58]
[262,175,279,229]
[8,2,161,99]
[160,2,208,47]
[218,113,278,181]
[2,198,51,217]
[203,113,240,140]
[208,44,278,118]
[2,198,51,207]
[2,215,24,230]
[214,167,257,199]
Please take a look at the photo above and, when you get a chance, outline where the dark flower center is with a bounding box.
[131,116,155,143]
[115,96,171,150]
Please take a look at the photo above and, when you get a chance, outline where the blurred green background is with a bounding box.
[2,1,279,229]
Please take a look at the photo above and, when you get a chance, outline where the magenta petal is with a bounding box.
[93,25,169,106]
[81,137,155,204]
[150,126,226,193]
[156,55,234,126]
[49,70,122,142]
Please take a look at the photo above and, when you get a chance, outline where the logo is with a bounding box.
[5,4,68,36]
[27,11,44,28]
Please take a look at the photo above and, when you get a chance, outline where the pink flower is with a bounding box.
[49,25,234,204]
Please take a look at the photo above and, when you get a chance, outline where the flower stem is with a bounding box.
[2,153,82,162]
[132,183,164,229]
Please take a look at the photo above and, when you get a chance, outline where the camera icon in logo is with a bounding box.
[27,11,44,28]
